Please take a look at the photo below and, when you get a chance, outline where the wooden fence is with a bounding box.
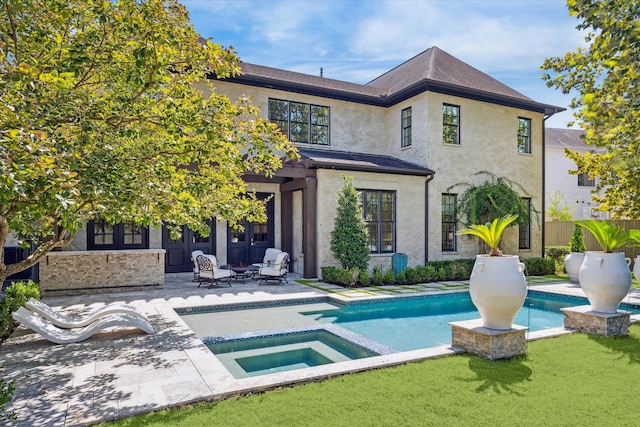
[545,220,640,261]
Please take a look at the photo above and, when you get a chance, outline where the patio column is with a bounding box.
[280,177,317,279]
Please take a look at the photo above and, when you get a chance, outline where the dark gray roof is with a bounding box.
[293,148,435,176]
[224,46,564,115]
[545,127,587,149]
[238,62,388,98]
[367,46,531,101]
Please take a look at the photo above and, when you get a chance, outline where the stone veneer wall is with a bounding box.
[38,250,165,296]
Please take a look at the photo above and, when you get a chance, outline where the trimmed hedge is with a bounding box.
[321,256,555,287]
[523,257,556,276]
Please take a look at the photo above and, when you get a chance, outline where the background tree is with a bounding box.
[330,176,370,271]
[569,223,586,253]
[0,0,296,284]
[546,189,574,221]
[542,0,640,219]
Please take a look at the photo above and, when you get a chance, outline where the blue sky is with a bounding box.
[181,0,586,129]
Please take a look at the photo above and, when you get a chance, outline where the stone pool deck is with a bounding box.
[2,275,640,426]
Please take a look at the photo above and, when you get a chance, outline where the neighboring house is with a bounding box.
[545,127,608,220]
[15,46,564,290]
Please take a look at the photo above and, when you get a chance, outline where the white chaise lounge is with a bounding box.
[25,298,150,328]
[12,307,155,344]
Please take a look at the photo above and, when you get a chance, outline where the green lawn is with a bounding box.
[102,324,640,427]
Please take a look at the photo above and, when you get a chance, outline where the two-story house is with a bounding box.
[545,127,608,220]
[33,46,563,291]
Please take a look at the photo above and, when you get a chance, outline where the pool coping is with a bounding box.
[4,279,640,426]
[167,287,640,403]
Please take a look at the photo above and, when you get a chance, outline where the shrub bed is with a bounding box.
[321,256,555,288]
[1,280,40,342]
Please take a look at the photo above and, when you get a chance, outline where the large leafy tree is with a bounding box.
[542,0,640,219]
[0,0,296,284]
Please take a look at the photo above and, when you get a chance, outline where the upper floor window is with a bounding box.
[517,117,532,153]
[359,190,395,253]
[518,198,531,249]
[268,98,329,145]
[442,193,457,251]
[87,219,148,250]
[443,104,460,144]
[578,172,595,187]
[401,107,412,148]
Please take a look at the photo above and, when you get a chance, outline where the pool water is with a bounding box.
[205,329,380,378]
[186,291,640,378]
[302,292,640,351]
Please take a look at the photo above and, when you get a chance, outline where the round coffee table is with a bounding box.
[222,264,259,283]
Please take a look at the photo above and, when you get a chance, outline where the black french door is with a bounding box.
[227,193,275,265]
[162,221,214,273]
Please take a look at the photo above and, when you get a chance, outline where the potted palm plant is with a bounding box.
[459,214,527,330]
[564,223,586,283]
[575,220,640,313]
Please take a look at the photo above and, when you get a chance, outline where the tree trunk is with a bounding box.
[0,214,70,286]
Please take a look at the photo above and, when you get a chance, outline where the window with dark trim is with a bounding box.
[517,117,532,153]
[268,98,330,145]
[578,172,595,187]
[443,104,460,144]
[359,190,395,253]
[442,193,457,251]
[401,107,412,148]
[87,219,148,250]
[518,198,531,249]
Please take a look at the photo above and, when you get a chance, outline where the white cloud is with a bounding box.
[349,0,585,74]
[180,0,589,127]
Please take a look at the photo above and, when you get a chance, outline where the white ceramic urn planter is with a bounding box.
[579,251,631,314]
[564,252,585,283]
[469,255,527,330]
[634,256,640,283]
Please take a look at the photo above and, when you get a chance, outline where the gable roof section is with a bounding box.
[220,46,563,116]
[545,128,587,150]
[291,148,435,176]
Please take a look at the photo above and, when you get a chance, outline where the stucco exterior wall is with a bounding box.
[384,97,429,167]
[201,81,391,156]
[545,146,605,219]
[206,81,545,265]
[420,93,545,260]
[315,169,428,275]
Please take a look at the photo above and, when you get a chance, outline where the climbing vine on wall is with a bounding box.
[448,171,540,229]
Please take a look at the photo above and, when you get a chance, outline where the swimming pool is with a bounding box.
[180,290,640,378]
[303,291,636,351]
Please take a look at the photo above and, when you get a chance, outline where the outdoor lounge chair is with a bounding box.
[191,250,204,282]
[12,307,155,344]
[256,251,289,285]
[196,254,235,287]
[251,248,282,269]
[24,298,150,328]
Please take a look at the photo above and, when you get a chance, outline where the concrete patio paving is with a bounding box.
[2,274,640,426]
